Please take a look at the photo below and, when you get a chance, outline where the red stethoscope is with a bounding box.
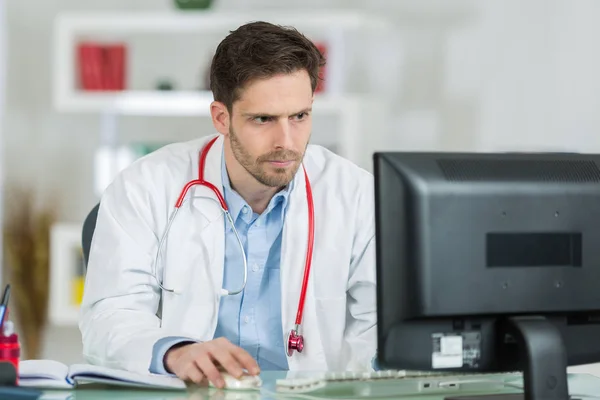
[151,136,314,357]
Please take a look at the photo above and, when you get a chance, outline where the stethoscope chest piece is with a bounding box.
[287,329,304,357]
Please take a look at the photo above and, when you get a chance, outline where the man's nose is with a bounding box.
[273,119,294,149]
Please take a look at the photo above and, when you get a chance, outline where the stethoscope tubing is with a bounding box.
[148,136,313,356]
[151,198,248,296]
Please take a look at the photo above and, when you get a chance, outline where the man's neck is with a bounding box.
[230,177,278,215]
[224,148,280,215]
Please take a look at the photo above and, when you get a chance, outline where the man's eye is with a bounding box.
[253,116,271,124]
[293,112,308,121]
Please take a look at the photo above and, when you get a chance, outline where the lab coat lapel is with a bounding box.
[280,163,325,370]
[160,135,226,339]
[190,135,225,301]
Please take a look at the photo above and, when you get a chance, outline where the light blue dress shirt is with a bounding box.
[149,152,291,374]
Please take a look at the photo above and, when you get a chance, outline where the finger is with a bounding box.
[181,365,205,385]
[210,348,244,378]
[228,345,260,375]
[195,356,224,389]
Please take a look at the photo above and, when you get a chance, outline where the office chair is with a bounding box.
[81,203,100,270]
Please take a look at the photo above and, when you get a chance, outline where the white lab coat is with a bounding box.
[79,134,377,374]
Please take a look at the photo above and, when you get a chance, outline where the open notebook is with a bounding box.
[18,359,187,390]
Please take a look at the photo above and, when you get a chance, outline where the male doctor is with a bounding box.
[79,21,377,388]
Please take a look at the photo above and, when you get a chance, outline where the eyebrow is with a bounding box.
[242,107,312,118]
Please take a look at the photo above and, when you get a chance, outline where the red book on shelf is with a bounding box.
[77,42,126,91]
[77,43,104,90]
[103,44,126,91]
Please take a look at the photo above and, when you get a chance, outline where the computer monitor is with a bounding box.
[373,151,600,400]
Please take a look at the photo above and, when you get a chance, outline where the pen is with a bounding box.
[0,284,11,332]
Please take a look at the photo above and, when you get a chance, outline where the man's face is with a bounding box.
[226,70,313,188]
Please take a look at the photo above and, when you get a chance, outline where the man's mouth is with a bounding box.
[268,160,294,167]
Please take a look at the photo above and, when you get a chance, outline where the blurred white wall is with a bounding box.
[472,0,600,153]
[4,0,600,372]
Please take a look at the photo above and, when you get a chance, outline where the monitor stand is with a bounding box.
[445,315,570,400]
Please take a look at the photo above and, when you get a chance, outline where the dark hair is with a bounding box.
[209,21,326,111]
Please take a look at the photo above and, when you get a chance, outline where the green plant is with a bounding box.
[174,0,214,10]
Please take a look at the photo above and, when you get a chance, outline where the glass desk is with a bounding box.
[39,372,600,400]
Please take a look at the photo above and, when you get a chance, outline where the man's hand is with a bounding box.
[164,338,260,388]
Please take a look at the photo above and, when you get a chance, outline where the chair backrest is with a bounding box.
[82,203,100,270]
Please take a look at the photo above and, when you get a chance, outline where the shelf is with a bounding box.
[56,90,213,116]
[54,10,391,34]
[52,10,391,117]
[51,9,388,171]
[54,90,363,116]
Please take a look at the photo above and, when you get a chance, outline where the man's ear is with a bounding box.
[210,101,230,135]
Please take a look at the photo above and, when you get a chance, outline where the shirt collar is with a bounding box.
[220,148,293,227]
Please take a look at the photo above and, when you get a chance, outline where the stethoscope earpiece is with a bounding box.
[161,285,182,295]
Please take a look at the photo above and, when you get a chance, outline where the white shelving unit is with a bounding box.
[52,10,390,163]
[50,9,390,325]
[52,9,390,103]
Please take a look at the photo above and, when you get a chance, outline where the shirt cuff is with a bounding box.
[149,336,198,375]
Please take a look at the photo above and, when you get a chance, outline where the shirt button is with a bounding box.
[242,207,248,214]
[252,264,259,272]
[244,316,250,324]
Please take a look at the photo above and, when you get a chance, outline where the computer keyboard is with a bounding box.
[275,370,522,397]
